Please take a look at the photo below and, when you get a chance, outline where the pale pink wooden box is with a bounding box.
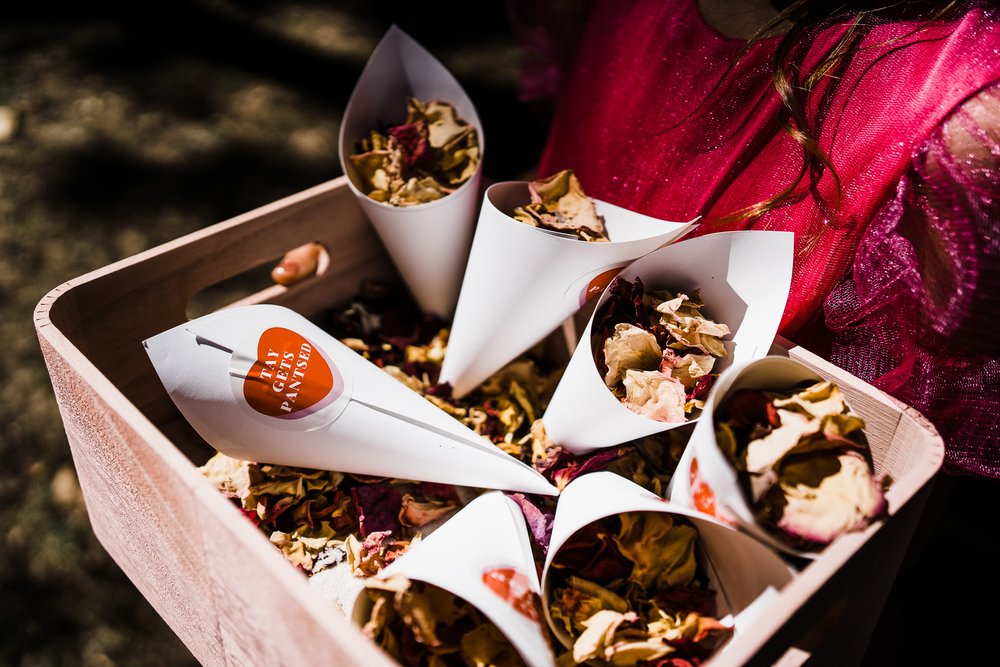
[35,176,943,666]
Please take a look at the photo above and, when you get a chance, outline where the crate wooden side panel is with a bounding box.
[37,331,393,667]
[37,332,227,664]
[191,477,394,667]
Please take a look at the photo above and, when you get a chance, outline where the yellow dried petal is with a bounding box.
[614,513,697,589]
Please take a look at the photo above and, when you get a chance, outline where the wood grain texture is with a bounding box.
[35,176,945,666]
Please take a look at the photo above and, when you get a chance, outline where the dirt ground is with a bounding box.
[2,2,997,666]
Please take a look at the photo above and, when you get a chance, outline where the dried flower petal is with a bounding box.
[572,610,638,663]
[507,492,555,554]
[715,380,887,549]
[549,511,727,665]
[461,622,526,667]
[595,279,729,422]
[655,291,731,358]
[614,512,697,590]
[360,576,529,666]
[350,98,479,206]
[774,451,888,545]
[200,452,251,499]
[622,370,687,423]
[398,492,459,529]
[603,324,663,388]
[512,169,608,242]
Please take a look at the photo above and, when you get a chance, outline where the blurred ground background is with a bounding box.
[0,1,996,666]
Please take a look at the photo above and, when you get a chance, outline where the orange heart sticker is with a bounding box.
[243,327,334,418]
[579,267,622,307]
[482,566,541,622]
[689,458,719,518]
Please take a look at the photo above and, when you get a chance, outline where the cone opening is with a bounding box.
[338,28,485,214]
[342,145,484,213]
[485,181,614,245]
[541,509,735,658]
[698,355,883,557]
[586,274,737,428]
[352,575,542,666]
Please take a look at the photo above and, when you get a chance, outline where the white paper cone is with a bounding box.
[542,231,794,453]
[673,355,846,558]
[352,491,555,667]
[338,26,484,318]
[144,304,557,496]
[439,181,697,398]
[541,472,792,650]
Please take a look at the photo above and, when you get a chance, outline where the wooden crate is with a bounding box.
[35,176,943,666]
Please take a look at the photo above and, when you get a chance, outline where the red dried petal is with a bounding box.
[718,389,771,428]
[553,521,632,583]
[652,585,717,617]
[388,120,431,168]
[351,484,403,538]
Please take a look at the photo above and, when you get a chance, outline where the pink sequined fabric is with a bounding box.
[528,0,1000,476]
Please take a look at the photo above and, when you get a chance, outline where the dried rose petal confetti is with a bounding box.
[593,277,730,423]
[349,98,480,206]
[715,380,887,549]
[360,575,529,666]
[512,169,609,242]
[548,512,731,665]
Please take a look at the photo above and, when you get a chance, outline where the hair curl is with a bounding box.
[710,0,959,224]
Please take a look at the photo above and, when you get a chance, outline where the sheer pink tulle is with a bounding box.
[530,0,1000,476]
[825,84,1000,477]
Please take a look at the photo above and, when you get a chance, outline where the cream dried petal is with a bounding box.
[513,169,607,241]
[773,381,845,419]
[389,176,450,206]
[605,639,674,665]
[603,324,662,388]
[776,451,886,545]
[669,354,716,389]
[622,370,687,423]
[744,409,818,474]
[573,610,635,664]
[383,365,426,393]
[200,452,251,499]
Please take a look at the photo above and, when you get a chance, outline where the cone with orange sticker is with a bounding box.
[352,491,555,666]
[143,304,557,495]
[439,179,697,398]
[541,472,792,663]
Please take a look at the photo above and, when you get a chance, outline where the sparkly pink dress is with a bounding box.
[517,0,1000,476]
